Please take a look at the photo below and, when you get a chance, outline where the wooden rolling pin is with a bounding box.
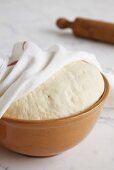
[56,17,114,44]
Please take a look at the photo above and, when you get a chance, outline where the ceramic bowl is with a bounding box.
[0,75,109,157]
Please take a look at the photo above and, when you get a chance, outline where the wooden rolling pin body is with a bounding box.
[56,17,114,43]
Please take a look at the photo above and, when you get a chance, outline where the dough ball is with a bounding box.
[4,61,104,120]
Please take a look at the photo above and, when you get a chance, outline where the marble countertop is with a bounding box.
[0,0,114,169]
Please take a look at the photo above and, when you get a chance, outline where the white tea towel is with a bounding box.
[0,41,113,118]
[104,68,114,108]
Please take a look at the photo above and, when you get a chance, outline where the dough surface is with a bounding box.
[4,61,104,120]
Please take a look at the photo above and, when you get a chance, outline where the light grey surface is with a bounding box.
[0,0,114,169]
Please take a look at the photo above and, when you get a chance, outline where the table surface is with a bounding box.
[0,0,114,170]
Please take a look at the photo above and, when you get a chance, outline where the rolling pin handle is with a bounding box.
[56,18,73,29]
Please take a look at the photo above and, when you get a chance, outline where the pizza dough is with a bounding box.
[4,60,104,120]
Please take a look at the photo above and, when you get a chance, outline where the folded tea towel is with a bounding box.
[104,68,114,108]
[0,41,113,118]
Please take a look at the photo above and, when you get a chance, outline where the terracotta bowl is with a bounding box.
[0,75,109,157]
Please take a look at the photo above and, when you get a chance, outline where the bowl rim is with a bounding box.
[2,74,109,124]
